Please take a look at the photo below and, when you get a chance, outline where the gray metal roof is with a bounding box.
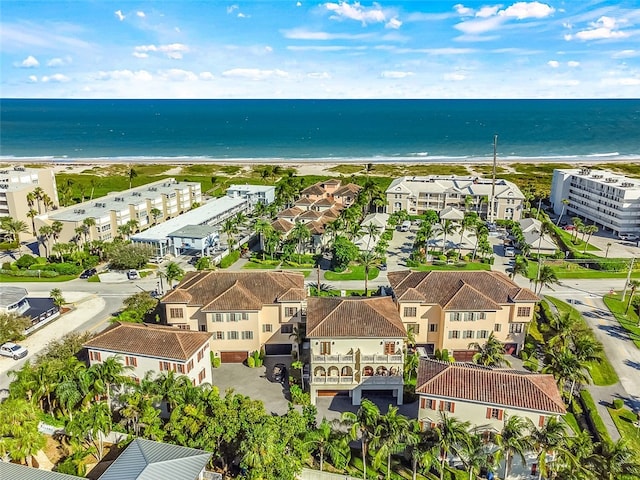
[0,462,81,479]
[0,286,28,308]
[98,438,211,480]
[168,224,217,239]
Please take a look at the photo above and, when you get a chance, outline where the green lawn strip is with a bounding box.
[325,265,380,281]
[563,412,580,434]
[219,250,241,269]
[411,262,491,272]
[579,390,612,444]
[242,261,279,270]
[546,296,619,386]
[551,226,600,252]
[0,273,76,282]
[607,406,640,456]
[602,294,640,349]
[87,275,100,283]
[529,260,636,279]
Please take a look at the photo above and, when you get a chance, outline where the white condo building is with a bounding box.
[550,168,640,236]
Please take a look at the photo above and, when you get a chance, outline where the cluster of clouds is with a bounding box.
[16,54,72,82]
[133,43,189,59]
[564,16,630,41]
[323,1,402,29]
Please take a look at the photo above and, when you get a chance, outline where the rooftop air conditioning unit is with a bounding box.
[14,166,26,171]
[592,174,603,179]
[0,184,8,189]
[149,187,157,191]
[621,182,633,187]
[606,178,618,183]
[0,170,8,174]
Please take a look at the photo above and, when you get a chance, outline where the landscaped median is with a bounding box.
[602,293,640,349]
[324,265,379,281]
[608,404,640,458]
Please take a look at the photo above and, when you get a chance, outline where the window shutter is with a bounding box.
[498,409,504,421]
[486,408,492,419]
[159,361,163,371]
[450,402,455,413]
[439,401,444,411]
[539,415,545,427]
[420,398,426,409]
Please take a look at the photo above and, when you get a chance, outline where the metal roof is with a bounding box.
[0,286,28,308]
[0,462,81,479]
[98,438,211,480]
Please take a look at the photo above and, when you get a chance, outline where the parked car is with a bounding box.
[619,234,639,241]
[272,363,287,383]
[0,342,28,360]
[79,268,97,279]
[563,225,576,231]
[127,269,139,280]
[379,263,387,271]
[504,246,515,257]
[399,220,411,232]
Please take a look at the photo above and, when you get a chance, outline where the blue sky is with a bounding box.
[2,0,639,98]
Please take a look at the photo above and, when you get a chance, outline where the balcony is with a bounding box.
[360,354,403,364]
[361,375,403,385]
[313,354,354,364]
[311,375,356,385]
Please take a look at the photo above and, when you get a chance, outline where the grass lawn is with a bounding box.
[602,294,640,349]
[608,406,640,457]
[528,261,638,280]
[0,274,76,282]
[546,296,619,386]
[552,226,600,252]
[87,275,100,282]
[412,262,491,272]
[324,265,380,281]
[242,260,280,270]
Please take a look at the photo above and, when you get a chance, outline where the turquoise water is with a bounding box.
[1,99,639,162]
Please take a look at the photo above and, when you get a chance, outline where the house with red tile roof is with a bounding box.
[161,271,307,363]
[83,322,213,386]
[388,270,539,360]
[416,358,565,431]
[306,296,406,406]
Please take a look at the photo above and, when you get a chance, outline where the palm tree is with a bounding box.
[305,419,351,471]
[254,219,273,260]
[433,412,471,480]
[360,250,382,296]
[625,279,640,314]
[3,218,28,245]
[407,420,438,480]
[128,166,137,189]
[341,399,381,480]
[571,217,583,243]
[436,219,459,254]
[536,264,558,294]
[150,207,163,225]
[416,222,434,259]
[527,416,566,480]
[593,438,640,480]
[32,186,44,213]
[89,355,132,407]
[542,347,590,399]
[457,212,477,257]
[468,332,511,367]
[222,218,238,249]
[82,217,96,244]
[555,198,569,226]
[511,255,529,281]
[495,415,531,480]
[51,220,63,254]
[291,221,311,263]
[164,261,184,288]
[26,208,38,236]
[458,433,491,480]
[372,405,413,480]
[66,401,113,461]
[38,225,53,258]
[582,224,598,253]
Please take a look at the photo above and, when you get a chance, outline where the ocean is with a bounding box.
[1,99,639,163]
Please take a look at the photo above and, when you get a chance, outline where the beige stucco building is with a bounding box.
[416,358,565,432]
[386,175,525,221]
[83,322,213,386]
[161,270,307,362]
[0,165,59,233]
[307,296,406,406]
[388,271,539,360]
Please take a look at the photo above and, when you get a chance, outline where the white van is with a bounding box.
[400,220,411,232]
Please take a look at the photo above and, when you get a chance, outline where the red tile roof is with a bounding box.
[307,297,406,338]
[271,218,294,233]
[83,322,211,361]
[416,358,565,414]
[388,271,538,310]
[334,183,362,196]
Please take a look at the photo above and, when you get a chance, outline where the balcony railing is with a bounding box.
[360,375,403,385]
[312,375,356,385]
[360,354,403,364]
[313,354,354,364]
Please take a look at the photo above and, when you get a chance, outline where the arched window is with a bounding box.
[314,366,326,377]
[363,366,374,376]
[341,366,353,377]
[328,366,339,377]
[376,366,388,376]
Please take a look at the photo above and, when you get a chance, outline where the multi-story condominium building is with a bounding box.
[550,168,640,236]
[386,176,525,221]
[307,296,406,406]
[226,184,275,206]
[0,165,58,227]
[388,271,539,359]
[416,358,565,432]
[83,322,213,386]
[34,178,201,255]
[161,271,307,362]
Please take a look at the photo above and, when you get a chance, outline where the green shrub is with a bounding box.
[441,349,449,361]
[213,357,221,368]
[247,356,255,368]
[580,389,611,443]
[249,350,263,367]
[0,268,58,278]
[37,262,83,275]
[289,384,310,405]
[219,250,240,268]
[15,254,37,269]
[613,398,624,410]
[2,262,11,270]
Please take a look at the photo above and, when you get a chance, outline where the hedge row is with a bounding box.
[0,269,59,278]
[579,389,611,444]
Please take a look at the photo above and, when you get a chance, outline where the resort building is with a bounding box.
[131,195,248,260]
[387,271,539,359]
[307,296,406,406]
[161,270,307,362]
[226,184,275,207]
[83,322,213,386]
[385,176,525,221]
[416,358,565,431]
[34,178,201,256]
[550,168,640,236]
[0,165,58,228]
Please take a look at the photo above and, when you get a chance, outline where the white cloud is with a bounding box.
[264,46,273,53]
[307,72,331,79]
[282,28,371,40]
[96,70,153,82]
[567,61,580,67]
[19,55,39,68]
[222,68,289,80]
[601,77,640,86]
[443,72,466,81]
[612,50,638,59]
[28,75,38,83]
[134,43,189,59]
[47,56,71,67]
[115,10,125,21]
[476,6,499,18]
[136,11,145,18]
[565,16,629,41]
[540,78,580,87]
[160,69,198,82]
[41,73,70,83]
[386,17,402,29]
[133,52,149,58]
[199,72,215,81]
[323,1,386,25]
[454,4,473,16]
[455,15,504,35]
[237,13,247,18]
[296,1,302,6]
[499,2,555,20]
[286,45,362,52]
[547,60,559,68]
[381,71,414,79]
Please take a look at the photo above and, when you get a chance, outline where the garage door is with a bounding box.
[264,343,292,356]
[220,351,248,363]
[317,390,347,397]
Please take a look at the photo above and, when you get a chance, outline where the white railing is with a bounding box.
[360,375,403,385]
[311,375,356,385]
[312,354,353,364]
[360,354,403,363]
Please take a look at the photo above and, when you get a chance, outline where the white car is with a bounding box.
[0,342,28,360]
[619,234,639,242]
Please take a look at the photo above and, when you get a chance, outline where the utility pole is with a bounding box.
[622,257,636,302]
[489,134,498,223]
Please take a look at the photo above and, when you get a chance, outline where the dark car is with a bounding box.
[379,263,387,271]
[79,268,97,279]
[272,363,287,383]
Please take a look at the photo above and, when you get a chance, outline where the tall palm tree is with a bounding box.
[571,217,583,243]
[433,412,471,480]
[593,438,640,480]
[542,347,590,399]
[51,220,64,255]
[582,224,598,253]
[458,433,491,480]
[222,218,238,250]
[363,222,382,251]
[32,186,44,214]
[164,261,185,288]
[360,250,382,296]
[38,225,53,258]
[341,399,381,480]
[372,405,413,480]
[254,219,273,260]
[457,212,477,257]
[4,218,28,245]
[89,355,132,407]
[82,217,96,244]
[468,332,512,367]
[407,420,438,480]
[511,255,529,281]
[495,415,531,480]
[436,219,459,254]
[305,419,351,471]
[527,416,566,480]
[416,222,434,259]
[26,208,38,236]
[128,166,137,189]
[625,279,640,314]
[555,198,569,226]
[291,221,311,263]
[536,265,558,294]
